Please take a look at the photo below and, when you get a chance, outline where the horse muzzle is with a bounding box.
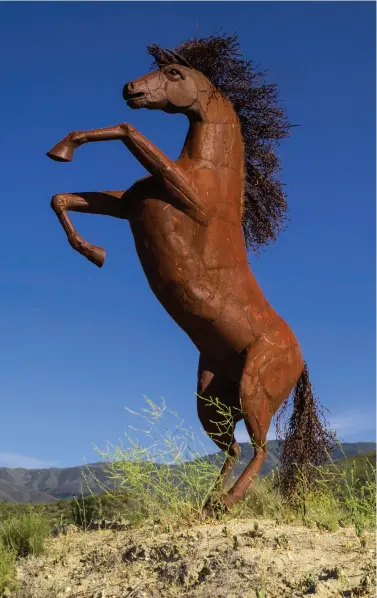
[123,83,145,103]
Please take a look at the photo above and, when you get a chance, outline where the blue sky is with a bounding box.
[0,2,375,469]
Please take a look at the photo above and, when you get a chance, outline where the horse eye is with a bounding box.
[169,69,180,77]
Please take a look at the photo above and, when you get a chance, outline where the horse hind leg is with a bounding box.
[221,333,303,510]
[198,398,242,513]
[197,359,243,510]
[51,191,127,267]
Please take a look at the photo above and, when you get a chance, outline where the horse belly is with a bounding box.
[129,201,269,362]
[158,277,259,362]
[131,231,252,356]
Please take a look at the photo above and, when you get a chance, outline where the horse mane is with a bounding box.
[147,33,293,253]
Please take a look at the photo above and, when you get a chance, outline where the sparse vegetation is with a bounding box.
[0,542,17,597]
[301,571,318,594]
[0,398,374,597]
[237,447,376,536]
[0,513,50,558]
[92,397,225,529]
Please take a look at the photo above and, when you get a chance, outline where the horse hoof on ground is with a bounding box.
[220,493,236,510]
[200,498,229,521]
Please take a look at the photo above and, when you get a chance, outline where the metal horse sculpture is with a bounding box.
[47,37,324,513]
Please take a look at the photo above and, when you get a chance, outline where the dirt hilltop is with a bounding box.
[16,517,376,598]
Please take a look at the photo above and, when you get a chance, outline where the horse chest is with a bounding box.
[129,197,200,279]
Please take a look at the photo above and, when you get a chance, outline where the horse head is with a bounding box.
[122,49,219,120]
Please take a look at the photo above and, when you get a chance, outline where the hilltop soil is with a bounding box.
[15,518,375,598]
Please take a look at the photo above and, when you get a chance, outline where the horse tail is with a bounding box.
[276,361,335,499]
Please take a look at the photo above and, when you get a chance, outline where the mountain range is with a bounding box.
[0,441,375,504]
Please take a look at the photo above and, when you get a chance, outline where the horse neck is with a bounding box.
[178,99,244,174]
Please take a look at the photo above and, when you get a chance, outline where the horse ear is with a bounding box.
[148,43,171,66]
[166,48,192,68]
[158,48,173,65]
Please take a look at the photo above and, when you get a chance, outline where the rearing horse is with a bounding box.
[47,37,313,513]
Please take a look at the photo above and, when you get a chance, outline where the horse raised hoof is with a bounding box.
[68,234,106,268]
[46,141,75,162]
[85,245,106,268]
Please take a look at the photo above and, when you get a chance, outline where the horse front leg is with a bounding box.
[47,124,212,225]
[47,125,128,162]
[51,191,127,267]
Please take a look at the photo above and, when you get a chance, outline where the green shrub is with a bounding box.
[0,513,50,558]
[306,452,376,534]
[0,542,17,596]
[71,490,131,529]
[1,400,373,546]
[239,449,376,534]
[94,397,224,528]
[71,494,98,530]
[0,500,77,535]
[91,397,376,534]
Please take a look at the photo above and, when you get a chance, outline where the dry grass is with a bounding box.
[1,398,375,597]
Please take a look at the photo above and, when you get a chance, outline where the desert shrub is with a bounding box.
[0,542,17,597]
[0,513,50,558]
[240,473,284,520]
[0,503,35,522]
[71,490,131,529]
[94,397,226,528]
[39,499,75,529]
[0,500,76,534]
[90,397,374,534]
[295,451,376,534]
[71,494,98,530]
[239,450,376,533]
[326,453,376,536]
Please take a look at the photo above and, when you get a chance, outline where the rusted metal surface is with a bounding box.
[47,39,309,514]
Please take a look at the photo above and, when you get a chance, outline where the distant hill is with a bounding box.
[0,478,56,504]
[0,462,112,504]
[328,450,376,482]
[0,442,375,504]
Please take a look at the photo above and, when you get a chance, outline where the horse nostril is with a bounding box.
[122,82,133,99]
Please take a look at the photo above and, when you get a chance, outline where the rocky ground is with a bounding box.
[15,518,376,598]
